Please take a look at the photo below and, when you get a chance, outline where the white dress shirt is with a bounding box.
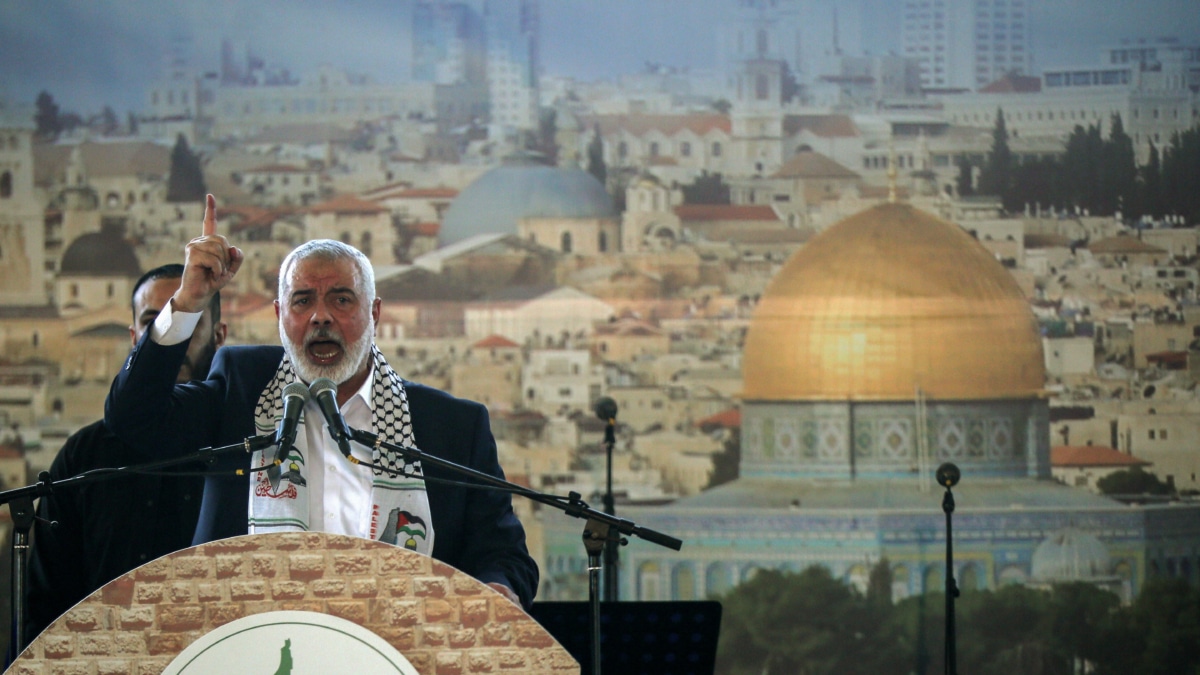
[153,303,376,537]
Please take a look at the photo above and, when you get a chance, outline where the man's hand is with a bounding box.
[487,582,520,605]
[175,194,244,313]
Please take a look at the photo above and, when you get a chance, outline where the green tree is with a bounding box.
[884,589,941,674]
[712,98,733,115]
[1063,123,1106,214]
[716,567,904,675]
[100,106,119,135]
[166,133,207,202]
[866,557,894,610]
[978,108,1014,210]
[34,91,61,139]
[1011,156,1061,213]
[586,124,606,187]
[704,428,740,490]
[1162,126,1200,224]
[957,585,1055,675]
[1046,582,1125,674]
[59,112,85,135]
[534,108,559,165]
[1127,578,1200,675]
[1137,141,1163,219]
[1096,466,1174,496]
[681,171,731,205]
[1101,114,1137,217]
[955,154,974,197]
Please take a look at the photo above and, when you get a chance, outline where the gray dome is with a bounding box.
[440,153,616,245]
[60,229,141,277]
[1031,528,1111,581]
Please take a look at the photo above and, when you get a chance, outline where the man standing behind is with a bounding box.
[105,195,538,607]
[24,264,226,646]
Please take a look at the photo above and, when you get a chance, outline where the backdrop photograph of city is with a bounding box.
[2,1,1200,673]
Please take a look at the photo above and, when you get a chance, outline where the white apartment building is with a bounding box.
[940,39,1200,163]
[902,0,1031,91]
[521,349,603,416]
[412,1,486,86]
[487,48,537,132]
[462,286,614,345]
[211,66,437,138]
[1118,412,1200,492]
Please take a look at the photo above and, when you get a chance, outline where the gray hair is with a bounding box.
[278,239,376,303]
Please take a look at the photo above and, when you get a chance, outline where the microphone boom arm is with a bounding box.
[347,426,682,551]
[2,431,277,652]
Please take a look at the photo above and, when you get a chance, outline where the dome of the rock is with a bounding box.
[742,202,1044,401]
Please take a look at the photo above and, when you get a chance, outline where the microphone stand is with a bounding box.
[937,464,961,675]
[1,433,276,653]
[601,417,619,603]
[348,426,682,675]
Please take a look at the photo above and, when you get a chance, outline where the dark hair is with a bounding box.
[131,263,221,322]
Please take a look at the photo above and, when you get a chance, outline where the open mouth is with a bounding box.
[306,339,344,365]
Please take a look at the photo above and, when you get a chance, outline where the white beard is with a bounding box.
[282,322,374,386]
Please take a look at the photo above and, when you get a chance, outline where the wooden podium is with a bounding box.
[10,533,578,674]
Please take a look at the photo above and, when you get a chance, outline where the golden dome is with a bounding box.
[743,203,1044,401]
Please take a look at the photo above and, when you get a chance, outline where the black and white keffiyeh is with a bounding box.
[247,345,434,554]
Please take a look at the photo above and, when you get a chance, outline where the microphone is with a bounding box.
[309,377,354,460]
[593,396,618,423]
[936,463,961,488]
[273,382,309,466]
[593,396,617,447]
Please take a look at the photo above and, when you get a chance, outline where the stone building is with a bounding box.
[540,202,1200,604]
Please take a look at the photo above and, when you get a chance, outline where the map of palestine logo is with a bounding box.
[273,638,293,675]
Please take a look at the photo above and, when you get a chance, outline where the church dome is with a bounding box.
[60,228,141,277]
[742,202,1044,401]
[439,152,616,245]
[1031,528,1112,581]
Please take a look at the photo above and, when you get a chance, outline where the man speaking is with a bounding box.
[105,195,537,607]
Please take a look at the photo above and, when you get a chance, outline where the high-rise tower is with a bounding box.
[902,0,1031,91]
[485,0,540,133]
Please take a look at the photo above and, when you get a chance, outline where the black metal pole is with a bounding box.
[602,420,619,602]
[9,493,35,653]
[943,488,958,675]
[936,463,961,675]
[593,397,621,602]
[583,517,610,675]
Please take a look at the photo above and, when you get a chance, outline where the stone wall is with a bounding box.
[15,532,577,675]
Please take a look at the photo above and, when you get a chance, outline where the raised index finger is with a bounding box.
[202,193,216,237]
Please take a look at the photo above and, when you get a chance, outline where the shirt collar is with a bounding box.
[348,362,376,412]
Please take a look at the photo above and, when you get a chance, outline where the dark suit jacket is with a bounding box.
[105,333,538,607]
[25,420,203,645]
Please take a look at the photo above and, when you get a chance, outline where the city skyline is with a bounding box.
[1,0,1198,114]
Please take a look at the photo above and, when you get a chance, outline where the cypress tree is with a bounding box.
[166,133,206,202]
[1101,114,1136,217]
[978,108,1014,210]
[1137,141,1162,220]
[586,124,607,187]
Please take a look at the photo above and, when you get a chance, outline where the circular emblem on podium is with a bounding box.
[162,610,420,674]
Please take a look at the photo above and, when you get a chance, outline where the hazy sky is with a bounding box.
[1,0,1198,114]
